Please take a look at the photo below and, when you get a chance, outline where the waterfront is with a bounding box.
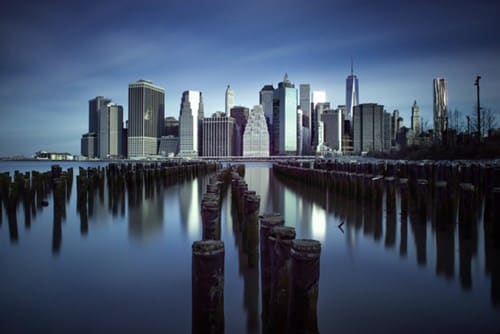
[0,161,499,333]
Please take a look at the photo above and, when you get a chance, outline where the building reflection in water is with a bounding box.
[179,178,202,239]
[128,185,164,242]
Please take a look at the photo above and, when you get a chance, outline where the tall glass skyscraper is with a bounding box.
[179,90,204,157]
[127,80,165,158]
[433,78,448,142]
[88,96,111,156]
[272,74,298,155]
[345,63,359,120]
[311,91,326,150]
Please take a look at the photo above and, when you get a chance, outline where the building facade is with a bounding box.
[433,78,448,142]
[299,84,311,155]
[272,74,298,155]
[311,91,326,150]
[99,103,123,159]
[88,96,111,156]
[202,114,234,157]
[322,108,344,152]
[179,90,204,157]
[127,80,165,158]
[230,106,249,156]
[411,100,421,135]
[243,105,270,157]
[81,132,96,158]
[353,103,391,153]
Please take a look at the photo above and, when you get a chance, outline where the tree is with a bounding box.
[468,107,498,138]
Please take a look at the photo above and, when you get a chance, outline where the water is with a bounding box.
[0,161,499,333]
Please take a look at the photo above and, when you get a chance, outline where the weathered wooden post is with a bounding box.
[260,213,285,330]
[289,239,321,334]
[385,177,396,248]
[268,226,296,334]
[192,240,225,334]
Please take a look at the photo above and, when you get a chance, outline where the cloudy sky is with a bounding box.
[1,0,499,156]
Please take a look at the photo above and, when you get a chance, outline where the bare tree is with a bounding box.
[468,107,498,137]
[448,108,465,133]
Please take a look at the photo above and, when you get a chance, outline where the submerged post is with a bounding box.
[192,240,225,334]
[289,239,321,334]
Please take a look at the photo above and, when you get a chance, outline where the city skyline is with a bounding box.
[1,0,499,156]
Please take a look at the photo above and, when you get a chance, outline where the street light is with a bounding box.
[474,75,481,141]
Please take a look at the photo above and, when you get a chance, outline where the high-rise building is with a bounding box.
[322,108,344,152]
[202,113,234,157]
[433,78,448,142]
[311,91,327,150]
[243,105,270,157]
[353,103,391,153]
[346,62,359,120]
[411,100,421,135]
[230,106,249,156]
[127,80,165,158]
[259,85,275,153]
[272,74,298,155]
[89,96,111,155]
[164,116,179,137]
[99,103,123,159]
[158,136,179,157]
[81,132,96,158]
[179,90,204,157]
[314,101,330,152]
[225,85,234,115]
[299,84,311,155]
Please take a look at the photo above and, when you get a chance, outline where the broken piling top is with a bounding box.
[259,213,285,229]
[291,239,321,258]
[192,240,224,256]
[269,226,296,240]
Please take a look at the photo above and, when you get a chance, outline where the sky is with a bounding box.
[1,0,499,156]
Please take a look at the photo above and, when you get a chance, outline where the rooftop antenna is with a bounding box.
[350,57,354,75]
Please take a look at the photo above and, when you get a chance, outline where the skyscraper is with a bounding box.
[179,90,204,157]
[433,78,448,141]
[99,103,123,159]
[243,105,270,157]
[88,96,111,156]
[314,102,330,153]
[411,100,421,135]
[299,84,311,154]
[345,62,359,120]
[259,85,274,153]
[272,73,298,155]
[353,103,391,153]
[225,85,234,115]
[322,108,344,152]
[311,91,326,150]
[202,112,234,157]
[230,106,249,156]
[127,80,165,158]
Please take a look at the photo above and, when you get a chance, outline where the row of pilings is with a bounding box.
[192,166,235,334]
[0,165,73,245]
[230,166,321,334]
[274,160,500,232]
[2,161,220,249]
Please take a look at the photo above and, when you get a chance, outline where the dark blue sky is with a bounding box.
[1,0,499,156]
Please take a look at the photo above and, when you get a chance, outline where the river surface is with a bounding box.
[0,161,499,333]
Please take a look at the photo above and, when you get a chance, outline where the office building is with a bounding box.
[272,73,298,155]
[243,105,270,157]
[433,78,448,142]
[88,96,111,155]
[230,106,249,156]
[158,136,179,157]
[164,116,179,137]
[202,113,234,157]
[179,90,204,157]
[127,80,165,158]
[314,101,330,153]
[322,108,344,152]
[311,91,327,150]
[260,85,275,153]
[299,84,311,154]
[346,63,359,120]
[353,103,391,153]
[411,100,421,135]
[225,85,235,115]
[81,132,96,158]
[99,103,123,159]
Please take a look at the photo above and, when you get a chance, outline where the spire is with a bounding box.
[284,73,289,82]
[350,57,353,75]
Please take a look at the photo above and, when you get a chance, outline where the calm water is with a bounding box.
[0,161,499,333]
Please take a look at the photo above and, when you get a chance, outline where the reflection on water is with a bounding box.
[0,162,499,333]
